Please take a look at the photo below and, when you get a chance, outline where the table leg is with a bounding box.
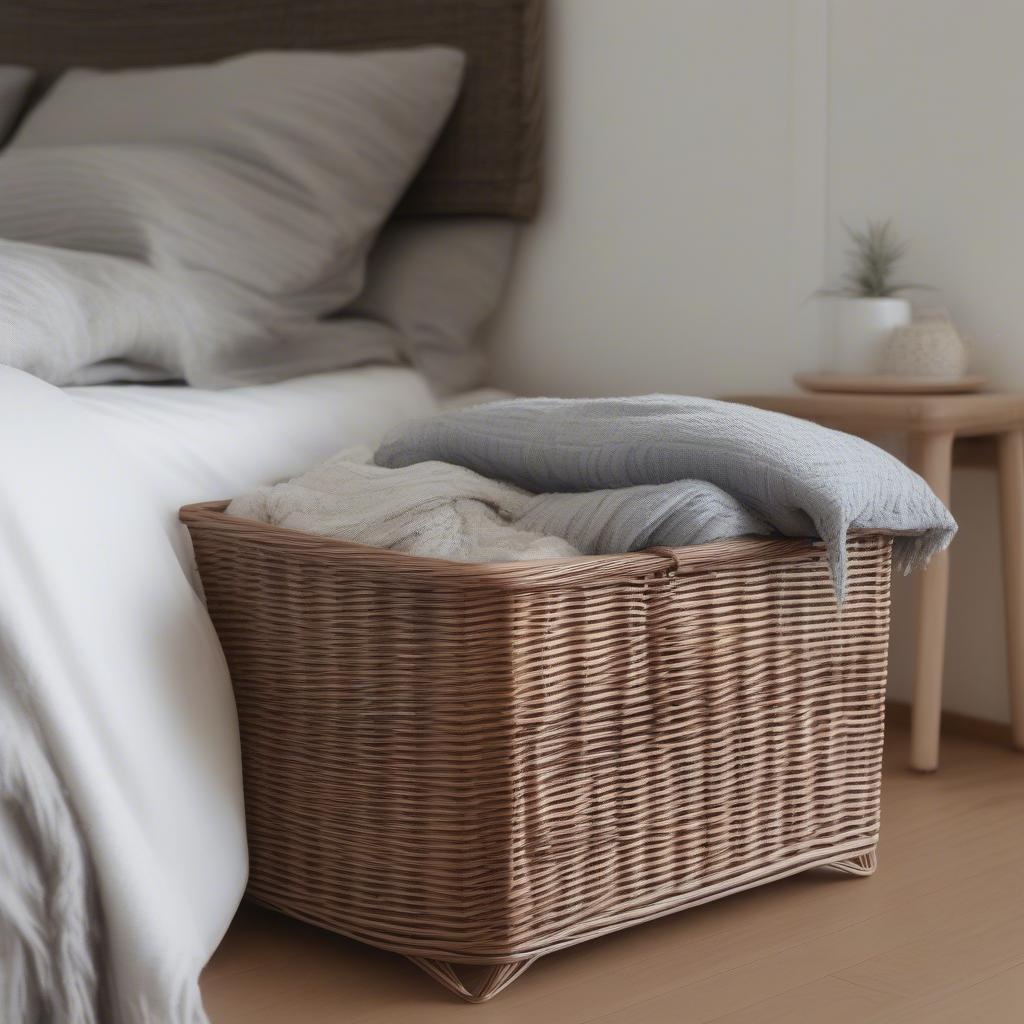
[997,429,1024,750]
[906,431,954,772]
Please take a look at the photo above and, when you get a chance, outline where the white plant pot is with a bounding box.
[826,297,912,374]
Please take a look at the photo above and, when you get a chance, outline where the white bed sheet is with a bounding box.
[0,364,437,1022]
[65,365,439,575]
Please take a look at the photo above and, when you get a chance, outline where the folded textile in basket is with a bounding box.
[227,448,771,562]
[227,449,578,562]
[375,394,958,598]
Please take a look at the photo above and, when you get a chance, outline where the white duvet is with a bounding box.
[0,364,438,1022]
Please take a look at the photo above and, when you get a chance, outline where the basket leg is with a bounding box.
[829,849,878,877]
[407,956,537,1003]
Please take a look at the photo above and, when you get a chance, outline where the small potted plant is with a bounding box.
[820,219,922,374]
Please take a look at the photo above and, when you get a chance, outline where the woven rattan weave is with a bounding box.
[181,501,892,1002]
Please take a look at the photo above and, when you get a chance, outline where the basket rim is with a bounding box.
[180,500,896,591]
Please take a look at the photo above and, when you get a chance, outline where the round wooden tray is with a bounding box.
[795,373,987,395]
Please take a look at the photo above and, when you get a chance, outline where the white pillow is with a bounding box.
[0,49,464,385]
[0,66,33,142]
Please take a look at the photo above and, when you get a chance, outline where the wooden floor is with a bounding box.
[202,727,1024,1023]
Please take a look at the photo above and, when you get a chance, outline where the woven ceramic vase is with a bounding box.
[883,308,968,379]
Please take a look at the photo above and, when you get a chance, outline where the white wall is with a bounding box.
[487,0,1024,724]
[827,0,1024,392]
[827,0,1024,723]
[488,0,809,396]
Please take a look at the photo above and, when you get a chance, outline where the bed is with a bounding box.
[0,3,543,1022]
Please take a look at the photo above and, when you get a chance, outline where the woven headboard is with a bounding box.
[0,0,543,218]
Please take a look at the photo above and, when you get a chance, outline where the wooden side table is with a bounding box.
[723,391,1024,771]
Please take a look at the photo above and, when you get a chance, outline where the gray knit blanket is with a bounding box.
[375,395,958,597]
[228,447,772,564]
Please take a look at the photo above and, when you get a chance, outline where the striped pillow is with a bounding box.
[0,49,463,385]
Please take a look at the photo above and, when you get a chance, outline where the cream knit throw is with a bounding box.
[227,448,579,562]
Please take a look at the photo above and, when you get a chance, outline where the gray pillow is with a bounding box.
[0,66,33,143]
[144,217,518,390]
[0,49,463,385]
[346,218,518,395]
[0,239,241,384]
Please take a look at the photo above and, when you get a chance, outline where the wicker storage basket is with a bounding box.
[181,501,892,1002]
